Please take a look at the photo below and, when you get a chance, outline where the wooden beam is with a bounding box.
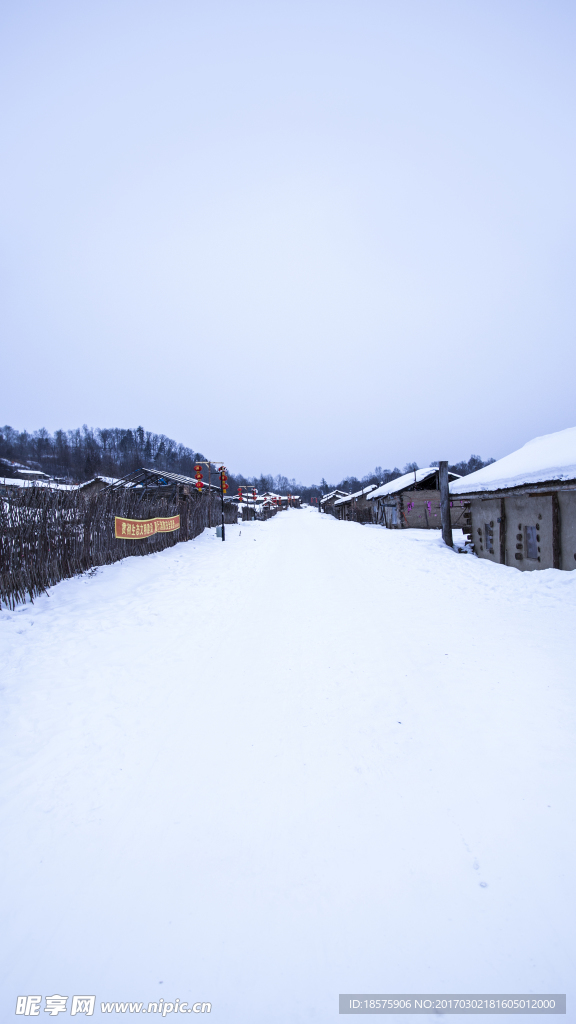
[499,498,506,565]
[552,492,560,569]
[439,461,453,547]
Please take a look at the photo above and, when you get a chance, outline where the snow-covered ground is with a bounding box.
[1,509,574,1022]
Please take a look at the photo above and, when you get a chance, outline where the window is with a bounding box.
[525,525,538,560]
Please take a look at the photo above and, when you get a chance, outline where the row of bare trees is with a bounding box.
[0,424,203,482]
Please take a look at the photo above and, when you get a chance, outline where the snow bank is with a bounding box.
[450,426,576,494]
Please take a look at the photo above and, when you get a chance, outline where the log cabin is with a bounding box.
[333,484,377,523]
[367,468,462,529]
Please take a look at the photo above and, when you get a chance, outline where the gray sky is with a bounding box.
[2,0,575,482]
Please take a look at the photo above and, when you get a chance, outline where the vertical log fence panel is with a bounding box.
[0,487,237,610]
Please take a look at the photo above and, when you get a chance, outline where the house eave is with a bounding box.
[450,477,576,500]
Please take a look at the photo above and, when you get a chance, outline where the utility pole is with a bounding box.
[439,461,453,548]
[199,459,224,532]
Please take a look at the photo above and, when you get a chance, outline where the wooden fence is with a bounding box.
[0,487,237,610]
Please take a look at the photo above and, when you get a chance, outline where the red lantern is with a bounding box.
[194,464,204,491]
[238,487,243,503]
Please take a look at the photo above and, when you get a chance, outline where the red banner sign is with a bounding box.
[115,515,180,539]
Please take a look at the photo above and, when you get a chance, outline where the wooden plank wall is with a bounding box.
[0,488,237,610]
[395,492,471,530]
[397,491,442,529]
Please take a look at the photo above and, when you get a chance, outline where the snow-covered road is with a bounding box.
[1,508,575,1022]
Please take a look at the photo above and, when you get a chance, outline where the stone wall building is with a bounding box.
[449,427,576,571]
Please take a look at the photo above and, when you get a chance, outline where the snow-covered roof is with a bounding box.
[334,484,377,506]
[0,460,51,479]
[450,426,576,495]
[78,475,124,488]
[0,477,77,491]
[367,468,439,500]
[320,489,348,504]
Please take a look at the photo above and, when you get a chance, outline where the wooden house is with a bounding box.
[333,484,377,523]
[319,490,349,517]
[259,492,302,508]
[104,467,221,501]
[367,468,462,529]
[77,475,125,498]
[0,459,52,482]
[0,476,76,495]
[449,427,576,571]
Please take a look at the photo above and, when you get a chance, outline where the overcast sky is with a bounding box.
[1,0,575,481]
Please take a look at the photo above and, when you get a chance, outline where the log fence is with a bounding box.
[0,487,237,610]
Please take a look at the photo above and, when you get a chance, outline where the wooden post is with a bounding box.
[208,463,211,529]
[499,498,506,565]
[552,492,560,569]
[439,461,453,547]
[220,471,225,541]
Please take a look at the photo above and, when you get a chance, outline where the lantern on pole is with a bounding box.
[194,464,204,492]
[218,467,228,541]
[238,487,243,503]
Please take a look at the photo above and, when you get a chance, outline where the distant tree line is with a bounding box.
[0,423,495,497]
[0,425,202,481]
[305,455,496,501]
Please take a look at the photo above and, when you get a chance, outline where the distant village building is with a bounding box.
[0,476,76,495]
[319,490,348,517]
[334,484,377,523]
[0,458,52,482]
[259,492,302,508]
[235,491,300,520]
[449,426,576,571]
[77,475,126,498]
[367,468,462,529]
[104,467,221,500]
